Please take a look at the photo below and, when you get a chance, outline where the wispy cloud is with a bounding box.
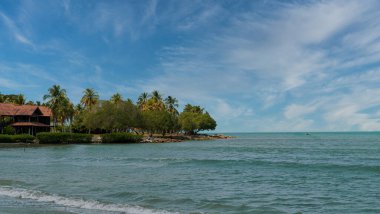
[2,0,380,131]
[141,0,380,131]
[0,11,34,48]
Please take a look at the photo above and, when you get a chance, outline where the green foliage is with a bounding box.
[3,126,16,135]
[82,100,141,132]
[179,104,217,134]
[12,134,35,143]
[142,110,179,136]
[0,135,13,143]
[46,88,217,136]
[81,88,99,110]
[44,85,73,129]
[110,93,123,104]
[102,133,143,143]
[36,132,92,144]
[0,134,35,143]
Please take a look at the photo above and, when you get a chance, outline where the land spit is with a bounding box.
[141,134,233,143]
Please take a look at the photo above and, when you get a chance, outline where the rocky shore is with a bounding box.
[141,134,233,143]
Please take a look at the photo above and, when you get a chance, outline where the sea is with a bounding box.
[0,132,380,214]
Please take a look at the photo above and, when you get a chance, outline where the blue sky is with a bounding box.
[1,0,380,132]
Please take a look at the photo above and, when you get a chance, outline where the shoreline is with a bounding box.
[140,134,233,143]
[0,134,233,147]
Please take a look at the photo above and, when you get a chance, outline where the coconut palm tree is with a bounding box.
[59,98,75,132]
[148,90,165,111]
[165,96,179,115]
[44,85,67,129]
[137,92,149,110]
[151,90,162,102]
[110,93,123,104]
[81,88,99,110]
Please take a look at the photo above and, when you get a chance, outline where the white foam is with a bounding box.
[0,186,178,214]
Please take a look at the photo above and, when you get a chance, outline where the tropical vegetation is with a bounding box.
[1,86,217,137]
[0,134,35,143]
[36,132,92,144]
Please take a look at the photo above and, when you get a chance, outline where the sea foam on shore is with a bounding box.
[0,186,177,214]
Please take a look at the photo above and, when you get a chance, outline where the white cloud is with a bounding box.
[0,11,34,48]
[3,0,380,132]
[141,0,380,131]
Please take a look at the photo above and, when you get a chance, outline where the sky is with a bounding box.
[1,0,380,132]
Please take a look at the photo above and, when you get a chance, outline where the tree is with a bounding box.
[110,93,123,104]
[179,104,216,134]
[145,90,165,111]
[165,96,179,115]
[14,94,26,105]
[0,93,26,104]
[71,104,87,133]
[137,92,149,111]
[43,85,67,130]
[59,97,75,131]
[79,99,141,134]
[198,112,217,132]
[81,88,99,110]
[26,100,35,105]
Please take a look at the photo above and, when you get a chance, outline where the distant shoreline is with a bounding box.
[0,134,233,147]
[140,133,233,143]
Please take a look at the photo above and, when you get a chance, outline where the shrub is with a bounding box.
[3,126,15,135]
[12,134,35,143]
[0,134,35,143]
[0,135,13,143]
[36,132,92,144]
[68,133,93,144]
[102,133,142,143]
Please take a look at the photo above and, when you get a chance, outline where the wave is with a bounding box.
[0,186,178,214]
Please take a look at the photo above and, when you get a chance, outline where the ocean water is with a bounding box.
[1,132,380,214]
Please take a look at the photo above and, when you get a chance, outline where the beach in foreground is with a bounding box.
[1,132,380,214]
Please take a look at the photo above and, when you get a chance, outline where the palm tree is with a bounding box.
[81,88,99,110]
[110,93,123,104]
[44,85,67,130]
[137,92,149,110]
[149,90,165,111]
[165,96,179,115]
[59,98,75,132]
[151,90,162,102]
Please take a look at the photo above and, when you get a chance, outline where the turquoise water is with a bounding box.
[1,132,380,214]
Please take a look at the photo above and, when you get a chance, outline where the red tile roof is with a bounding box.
[0,103,52,117]
[38,106,53,117]
[11,122,50,127]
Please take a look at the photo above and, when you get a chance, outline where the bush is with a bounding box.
[36,132,92,144]
[12,134,35,143]
[102,133,142,143]
[3,126,15,135]
[0,135,13,143]
[0,134,35,143]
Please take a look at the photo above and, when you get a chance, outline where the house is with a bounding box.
[0,103,52,135]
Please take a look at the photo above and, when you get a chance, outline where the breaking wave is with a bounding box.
[0,186,177,214]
